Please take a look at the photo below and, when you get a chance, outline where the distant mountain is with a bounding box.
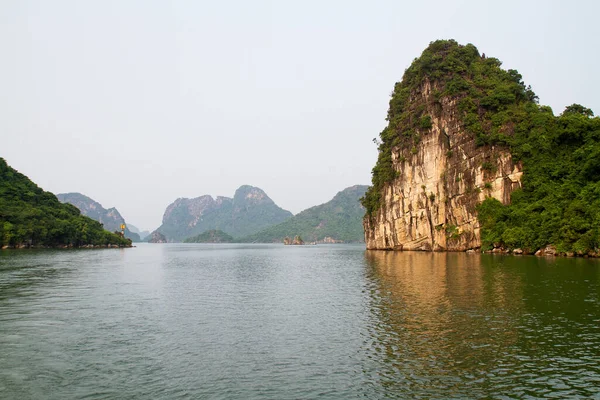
[56,193,141,242]
[184,230,234,243]
[240,185,369,243]
[148,231,167,243]
[0,158,130,248]
[152,185,293,242]
[127,224,150,241]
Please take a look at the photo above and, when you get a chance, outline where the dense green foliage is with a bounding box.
[155,185,293,241]
[477,107,600,253]
[57,192,141,242]
[184,230,234,243]
[362,39,537,215]
[362,39,600,254]
[0,158,130,247]
[240,185,368,243]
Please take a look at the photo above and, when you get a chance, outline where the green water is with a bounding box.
[0,244,599,399]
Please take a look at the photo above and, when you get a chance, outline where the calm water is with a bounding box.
[1,244,599,399]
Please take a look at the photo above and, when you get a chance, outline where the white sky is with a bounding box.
[2,0,599,231]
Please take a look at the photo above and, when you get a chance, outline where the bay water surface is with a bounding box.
[1,244,599,399]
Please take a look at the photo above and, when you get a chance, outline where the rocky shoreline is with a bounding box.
[1,243,133,250]
[369,245,600,258]
[477,244,600,258]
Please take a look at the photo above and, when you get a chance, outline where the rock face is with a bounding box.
[283,236,305,245]
[535,245,557,257]
[364,83,522,251]
[363,44,524,251]
[57,192,141,242]
[152,185,292,242]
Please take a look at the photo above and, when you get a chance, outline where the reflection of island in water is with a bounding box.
[362,252,600,398]
[363,251,525,397]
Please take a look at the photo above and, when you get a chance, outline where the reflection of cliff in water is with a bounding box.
[363,251,525,397]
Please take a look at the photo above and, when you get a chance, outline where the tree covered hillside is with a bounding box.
[0,158,131,248]
[241,185,368,243]
[477,106,600,253]
[57,192,141,242]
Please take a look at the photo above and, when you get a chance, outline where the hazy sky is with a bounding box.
[2,0,599,230]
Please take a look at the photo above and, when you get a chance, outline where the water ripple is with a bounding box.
[0,245,599,398]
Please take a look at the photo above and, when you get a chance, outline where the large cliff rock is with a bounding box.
[57,192,141,242]
[364,80,522,251]
[152,185,292,241]
[363,40,532,251]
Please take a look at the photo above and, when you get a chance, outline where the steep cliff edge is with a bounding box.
[364,79,523,251]
[363,40,531,251]
[363,40,600,255]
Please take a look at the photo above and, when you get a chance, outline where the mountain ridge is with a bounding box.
[56,192,141,242]
[152,185,293,241]
[239,185,368,243]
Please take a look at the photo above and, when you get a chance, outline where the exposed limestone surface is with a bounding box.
[535,245,557,257]
[283,236,305,245]
[364,80,522,251]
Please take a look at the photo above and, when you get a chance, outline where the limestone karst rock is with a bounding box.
[363,40,525,251]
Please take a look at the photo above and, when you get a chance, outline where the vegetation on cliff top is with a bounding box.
[184,230,234,243]
[0,158,131,248]
[362,39,600,254]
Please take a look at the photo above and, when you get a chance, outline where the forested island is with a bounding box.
[0,158,131,249]
[362,40,600,256]
[184,230,234,243]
